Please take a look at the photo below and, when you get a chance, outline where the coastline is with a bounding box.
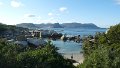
[62,53,84,66]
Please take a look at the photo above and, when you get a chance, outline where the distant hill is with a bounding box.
[16,22,100,29]
[52,23,63,28]
[34,23,63,28]
[61,23,99,28]
[16,23,36,29]
[0,23,29,39]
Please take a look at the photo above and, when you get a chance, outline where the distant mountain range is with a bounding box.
[16,23,100,29]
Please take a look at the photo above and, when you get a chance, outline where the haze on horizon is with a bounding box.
[0,0,120,28]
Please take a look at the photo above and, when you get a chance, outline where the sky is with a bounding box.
[0,0,120,28]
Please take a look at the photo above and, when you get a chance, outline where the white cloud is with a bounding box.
[59,7,67,12]
[48,12,53,16]
[11,0,23,8]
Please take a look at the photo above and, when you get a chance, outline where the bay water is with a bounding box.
[44,28,107,54]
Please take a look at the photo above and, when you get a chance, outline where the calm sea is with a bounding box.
[44,28,107,54]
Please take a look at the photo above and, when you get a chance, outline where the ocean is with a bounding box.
[44,28,107,54]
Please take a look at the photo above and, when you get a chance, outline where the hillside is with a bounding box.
[0,23,29,39]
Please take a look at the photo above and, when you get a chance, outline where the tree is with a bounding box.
[77,24,120,68]
[107,24,120,44]
[0,39,74,68]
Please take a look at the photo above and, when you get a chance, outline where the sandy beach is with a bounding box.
[62,53,84,66]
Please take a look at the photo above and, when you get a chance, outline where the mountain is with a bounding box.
[16,23,63,28]
[16,23,36,29]
[61,23,99,28]
[52,23,63,28]
[16,22,100,29]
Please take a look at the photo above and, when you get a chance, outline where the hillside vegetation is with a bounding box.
[77,24,120,68]
[0,39,74,68]
[0,23,28,33]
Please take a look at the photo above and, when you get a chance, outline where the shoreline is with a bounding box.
[61,53,84,66]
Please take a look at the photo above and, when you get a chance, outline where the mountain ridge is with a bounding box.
[16,23,100,29]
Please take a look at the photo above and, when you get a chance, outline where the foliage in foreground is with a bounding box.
[78,24,120,68]
[0,39,74,68]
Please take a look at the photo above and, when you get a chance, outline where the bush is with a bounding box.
[0,39,74,68]
[77,24,120,68]
[107,24,120,44]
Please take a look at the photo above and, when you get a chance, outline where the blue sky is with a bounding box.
[0,0,120,28]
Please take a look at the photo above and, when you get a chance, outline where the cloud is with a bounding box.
[59,7,67,12]
[24,14,36,18]
[11,0,23,8]
[116,0,120,5]
[48,12,53,16]
[47,7,68,18]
